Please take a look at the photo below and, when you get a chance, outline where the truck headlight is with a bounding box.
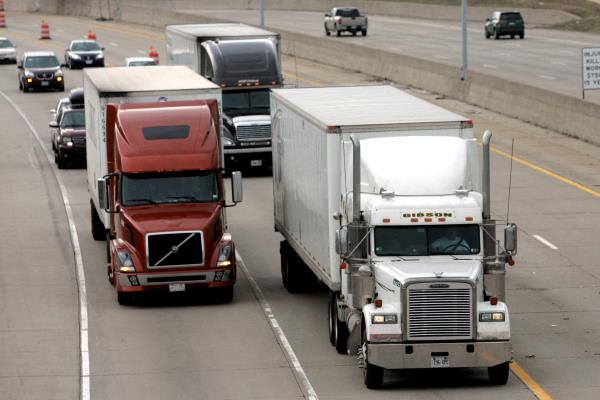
[479,312,505,322]
[372,314,397,324]
[222,137,235,147]
[117,250,136,272]
[217,244,233,267]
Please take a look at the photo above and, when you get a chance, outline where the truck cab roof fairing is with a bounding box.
[202,39,282,87]
[114,101,219,173]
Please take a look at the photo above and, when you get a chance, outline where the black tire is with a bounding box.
[336,29,341,37]
[495,30,500,40]
[281,240,317,293]
[519,32,524,39]
[53,149,58,164]
[56,150,67,169]
[215,285,234,303]
[328,292,336,346]
[334,296,349,354]
[361,29,367,36]
[488,361,510,385]
[352,31,357,36]
[280,241,289,289]
[485,30,490,39]
[117,291,135,306]
[91,201,106,241]
[325,24,330,36]
[362,323,384,388]
[18,80,22,91]
[58,84,65,92]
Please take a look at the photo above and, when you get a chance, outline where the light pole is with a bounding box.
[461,0,467,80]
[259,0,264,28]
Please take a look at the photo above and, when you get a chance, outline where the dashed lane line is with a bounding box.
[533,235,559,250]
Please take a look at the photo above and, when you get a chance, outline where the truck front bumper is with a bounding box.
[224,147,272,169]
[368,340,511,369]
[116,267,235,292]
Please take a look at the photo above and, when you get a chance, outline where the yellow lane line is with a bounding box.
[5,29,67,53]
[511,362,554,400]
[282,69,323,87]
[491,146,600,199]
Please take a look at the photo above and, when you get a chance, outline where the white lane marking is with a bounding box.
[533,235,558,250]
[539,75,557,80]
[110,42,119,47]
[483,64,497,69]
[137,50,146,55]
[434,55,448,60]
[0,91,90,400]
[552,61,567,66]
[236,251,318,400]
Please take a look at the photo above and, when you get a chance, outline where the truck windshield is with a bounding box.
[374,225,480,256]
[223,89,270,115]
[121,170,219,206]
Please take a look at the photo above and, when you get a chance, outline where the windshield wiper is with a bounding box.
[391,256,419,261]
[166,196,204,203]
[126,198,157,205]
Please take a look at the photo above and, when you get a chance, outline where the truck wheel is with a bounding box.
[519,32,524,39]
[280,241,289,288]
[328,292,337,345]
[485,30,490,39]
[215,285,234,303]
[352,31,357,36]
[117,292,135,306]
[361,323,384,388]
[361,29,367,36]
[336,28,341,37]
[488,361,510,385]
[91,201,106,241]
[334,296,349,354]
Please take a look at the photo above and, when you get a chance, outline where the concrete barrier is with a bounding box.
[5,0,597,144]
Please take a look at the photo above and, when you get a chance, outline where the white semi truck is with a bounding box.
[271,85,517,388]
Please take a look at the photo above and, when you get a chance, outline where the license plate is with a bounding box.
[85,59,93,64]
[41,81,49,86]
[169,283,185,292]
[250,159,262,167]
[431,356,450,368]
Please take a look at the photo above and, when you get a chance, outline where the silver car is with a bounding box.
[0,37,17,64]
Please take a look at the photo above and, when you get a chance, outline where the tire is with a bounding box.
[91,201,106,241]
[352,31,357,36]
[485,30,490,39]
[281,240,317,293]
[58,84,65,92]
[488,361,510,385]
[215,285,234,303]
[361,29,367,36]
[362,322,384,388]
[117,291,135,306]
[336,28,341,37]
[510,34,514,39]
[495,30,500,40]
[56,150,67,169]
[334,296,349,354]
[325,24,330,36]
[18,80,22,91]
[328,292,337,346]
[280,241,289,289]
[519,32,524,39]
[53,148,58,164]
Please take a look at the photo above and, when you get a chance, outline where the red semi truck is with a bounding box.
[84,66,243,305]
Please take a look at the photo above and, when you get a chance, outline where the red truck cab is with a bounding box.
[99,100,242,305]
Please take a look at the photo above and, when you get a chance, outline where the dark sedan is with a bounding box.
[65,40,105,69]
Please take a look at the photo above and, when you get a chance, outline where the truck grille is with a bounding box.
[407,282,473,340]
[236,124,271,142]
[146,231,203,268]
[36,72,53,80]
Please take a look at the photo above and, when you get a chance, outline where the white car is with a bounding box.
[124,57,157,67]
[0,37,17,63]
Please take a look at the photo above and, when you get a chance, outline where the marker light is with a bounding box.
[438,217,446,222]
[374,299,383,308]
[465,216,473,221]
[410,218,418,223]
[490,296,498,305]
[382,218,390,223]
[424,217,432,222]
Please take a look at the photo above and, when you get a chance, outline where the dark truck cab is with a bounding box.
[165,24,282,170]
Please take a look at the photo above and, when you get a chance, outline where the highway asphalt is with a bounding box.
[0,11,599,400]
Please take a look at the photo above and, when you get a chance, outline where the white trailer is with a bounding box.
[84,65,222,240]
[271,85,517,388]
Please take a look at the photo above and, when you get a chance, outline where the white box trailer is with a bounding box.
[84,66,222,237]
[271,85,516,388]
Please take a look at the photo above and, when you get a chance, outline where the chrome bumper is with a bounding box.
[368,340,511,369]
[224,146,271,155]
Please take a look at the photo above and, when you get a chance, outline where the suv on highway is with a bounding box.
[50,88,85,168]
[18,51,65,92]
[485,11,524,39]
[64,40,105,68]
[0,37,17,64]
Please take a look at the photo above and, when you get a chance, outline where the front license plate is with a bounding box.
[431,356,450,368]
[85,59,93,64]
[169,283,185,292]
[41,81,49,86]
[250,159,262,167]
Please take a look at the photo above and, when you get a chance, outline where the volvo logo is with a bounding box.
[170,245,179,254]
[434,271,444,278]
[430,283,450,288]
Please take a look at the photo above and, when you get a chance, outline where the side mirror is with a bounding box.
[335,227,348,255]
[231,171,243,204]
[49,121,59,128]
[504,223,518,255]
[50,109,56,115]
[17,64,23,69]
[98,178,109,211]
[101,47,105,51]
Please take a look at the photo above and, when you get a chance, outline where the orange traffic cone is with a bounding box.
[87,29,96,41]
[0,0,5,12]
[40,19,51,39]
[0,11,6,28]
[148,46,159,64]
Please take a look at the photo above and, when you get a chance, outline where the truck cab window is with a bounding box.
[374,225,480,256]
[121,170,218,206]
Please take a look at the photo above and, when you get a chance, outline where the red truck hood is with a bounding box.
[122,202,221,236]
